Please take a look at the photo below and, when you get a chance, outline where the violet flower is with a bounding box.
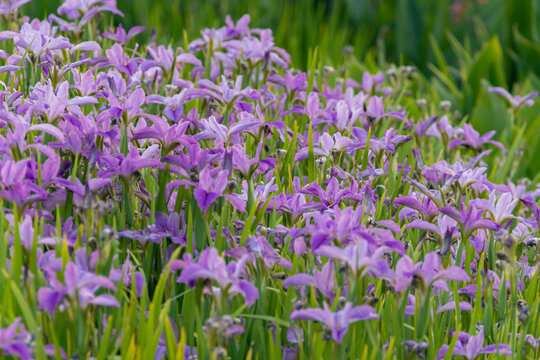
[521,198,540,229]
[193,166,228,212]
[436,329,511,359]
[0,318,31,360]
[132,116,191,155]
[488,86,537,111]
[99,147,163,181]
[57,0,123,20]
[470,191,517,225]
[391,252,470,292]
[0,0,31,16]
[102,24,145,45]
[175,248,259,306]
[361,96,404,124]
[267,71,307,94]
[38,262,119,313]
[436,300,472,313]
[315,241,393,278]
[300,177,353,208]
[449,124,505,153]
[283,261,335,299]
[394,193,439,221]
[226,235,292,270]
[290,302,378,343]
[195,113,259,145]
[439,205,500,238]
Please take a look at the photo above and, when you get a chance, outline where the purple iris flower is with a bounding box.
[307,206,364,249]
[449,124,505,153]
[436,329,511,359]
[226,235,292,270]
[439,204,500,238]
[193,76,260,105]
[414,115,440,139]
[0,0,31,16]
[488,86,537,111]
[99,147,163,181]
[0,318,31,360]
[332,99,363,131]
[132,116,191,154]
[102,24,145,45]
[391,252,470,292]
[193,166,228,212]
[175,248,259,306]
[304,92,329,123]
[406,215,458,256]
[283,261,335,299]
[0,159,47,211]
[109,255,146,297]
[369,128,412,157]
[142,44,201,77]
[57,0,123,20]
[300,177,353,208]
[361,96,405,124]
[195,113,259,145]
[267,71,307,94]
[315,241,393,278]
[55,176,111,207]
[405,176,455,209]
[38,262,119,313]
[470,191,517,225]
[104,43,140,76]
[275,193,325,223]
[152,212,185,244]
[290,302,378,343]
[394,193,439,220]
[521,198,540,229]
[361,71,385,94]
[295,132,354,162]
[0,21,72,59]
[224,28,290,69]
[436,299,472,313]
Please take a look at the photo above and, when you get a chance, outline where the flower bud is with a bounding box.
[415,99,427,111]
[439,100,451,112]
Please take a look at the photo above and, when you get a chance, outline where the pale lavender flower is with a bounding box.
[283,261,335,299]
[470,191,517,224]
[436,329,511,359]
[38,262,119,313]
[316,241,393,278]
[361,96,404,124]
[0,0,31,16]
[439,205,500,238]
[0,318,31,360]
[175,248,259,306]
[436,300,472,313]
[394,193,439,220]
[102,24,144,45]
[57,0,122,20]
[391,252,470,292]
[488,86,537,111]
[267,71,307,94]
[290,302,378,343]
[99,147,163,181]
[449,124,505,153]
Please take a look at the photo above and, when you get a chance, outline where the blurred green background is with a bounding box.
[22,0,540,177]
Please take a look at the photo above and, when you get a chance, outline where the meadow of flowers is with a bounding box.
[0,0,539,359]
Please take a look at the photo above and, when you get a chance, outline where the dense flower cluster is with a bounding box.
[0,0,538,359]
